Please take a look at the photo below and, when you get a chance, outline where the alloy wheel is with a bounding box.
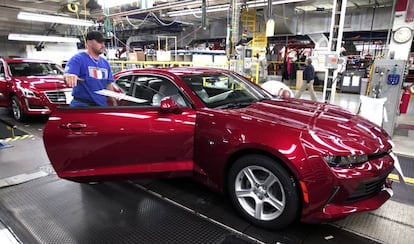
[234,165,286,221]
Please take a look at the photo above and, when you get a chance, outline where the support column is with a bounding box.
[324,0,347,103]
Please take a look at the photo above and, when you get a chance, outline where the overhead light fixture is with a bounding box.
[168,5,230,17]
[246,0,306,8]
[17,11,94,27]
[8,33,80,43]
[108,0,202,18]
[97,0,141,9]
[266,0,275,37]
[266,19,275,37]
[167,0,306,17]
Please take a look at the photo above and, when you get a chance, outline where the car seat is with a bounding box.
[189,82,209,102]
[152,81,186,106]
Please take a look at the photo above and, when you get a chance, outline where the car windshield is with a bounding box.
[8,62,64,77]
[180,72,271,108]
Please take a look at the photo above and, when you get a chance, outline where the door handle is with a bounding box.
[59,122,87,130]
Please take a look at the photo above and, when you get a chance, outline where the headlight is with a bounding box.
[21,88,37,98]
[323,154,368,167]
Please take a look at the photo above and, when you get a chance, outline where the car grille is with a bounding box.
[45,91,67,104]
[345,176,387,203]
[28,104,46,109]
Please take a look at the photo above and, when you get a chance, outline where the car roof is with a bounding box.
[1,57,55,63]
[167,67,231,76]
[115,66,231,77]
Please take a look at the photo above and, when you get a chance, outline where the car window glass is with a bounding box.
[181,72,268,108]
[152,79,188,107]
[0,63,4,78]
[114,74,189,107]
[8,62,63,76]
[115,75,133,94]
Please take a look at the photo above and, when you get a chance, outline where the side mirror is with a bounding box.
[160,97,182,114]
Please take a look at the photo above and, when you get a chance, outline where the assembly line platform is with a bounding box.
[1,173,398,244]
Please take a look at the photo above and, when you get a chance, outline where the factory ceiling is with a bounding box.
[0,0,396,41]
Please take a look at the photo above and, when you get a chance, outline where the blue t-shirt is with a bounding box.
[64,52,114,106]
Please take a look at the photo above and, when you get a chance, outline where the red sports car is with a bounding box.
[0,57,71,121]
[43,67,395,229]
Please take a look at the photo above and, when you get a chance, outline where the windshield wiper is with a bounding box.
[215,102,253,109]
[256,98,270,102]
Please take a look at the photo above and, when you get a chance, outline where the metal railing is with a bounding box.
[108,60,261,84]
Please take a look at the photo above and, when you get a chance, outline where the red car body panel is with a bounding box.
[44,107,196,181]
[0,58,71,118]
[43,67,394,224]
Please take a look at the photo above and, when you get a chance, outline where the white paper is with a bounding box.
[352,75,360,86]
[95,89,148,104]
[65,91,73,104]
[342,76,351,86]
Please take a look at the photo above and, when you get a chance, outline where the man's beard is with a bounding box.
[94,48,104,55]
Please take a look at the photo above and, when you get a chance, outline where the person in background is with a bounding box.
[64,31,117,107]
[294,58,317,101]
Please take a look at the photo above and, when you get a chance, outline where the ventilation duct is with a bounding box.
[270,4,296,35]
[307,33,329,50]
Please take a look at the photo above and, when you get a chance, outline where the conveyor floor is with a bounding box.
[0,174,388,244]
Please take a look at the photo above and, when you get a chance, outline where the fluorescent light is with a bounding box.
[167,0,306,17]
[8,33,80,43]
[266,19,275,37]
[246,0,306,8]
[18,11,94,27]
[168,5,230,17]
[98,0,154,9]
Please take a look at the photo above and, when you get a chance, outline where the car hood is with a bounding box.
[235,98,392,155]
[14,76,67,90]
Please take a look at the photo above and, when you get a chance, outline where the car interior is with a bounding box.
[116,75,188,107]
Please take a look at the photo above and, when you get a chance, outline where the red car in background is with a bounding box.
[43,67,395,229]
[0,57,71,121]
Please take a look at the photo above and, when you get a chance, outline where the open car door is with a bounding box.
[43,97,196,182]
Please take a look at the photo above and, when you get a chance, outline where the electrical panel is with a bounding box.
[368,59,406,136]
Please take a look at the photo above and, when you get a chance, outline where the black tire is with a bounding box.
[228,154,300,229]
[10,96,27,122]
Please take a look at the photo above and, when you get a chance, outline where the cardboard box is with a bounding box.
[128,52,137,61]
[296,70,303,90]
[146,55,155,61]
[136,51,145,61]
[128,51,146,61]
[184,55,192,62]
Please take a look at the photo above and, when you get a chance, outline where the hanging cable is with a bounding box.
[125,13,152,28]
[66,1,88,44]
[150,12,177,26]
[192,10,202,18]
[112,34,133,51]
[67,3,78,13]
[125,12,178,28]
